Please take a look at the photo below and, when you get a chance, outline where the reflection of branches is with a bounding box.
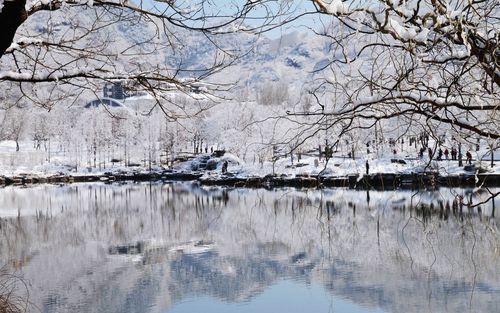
[461,189,500,210]
[467,217,478,311]
[424,224,437,312]
[401,197,429,277]
[316,193,333,260]
[401,216,415,275]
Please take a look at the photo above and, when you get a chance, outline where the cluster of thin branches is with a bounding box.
[0,0,297,116]
[0,267,29,313]
[283,0,499,146]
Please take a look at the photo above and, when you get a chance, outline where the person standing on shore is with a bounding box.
[466,151,472,165]
[366,160,369,175]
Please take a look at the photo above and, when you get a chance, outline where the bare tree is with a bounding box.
[0,106,26,151]
[280,0,498,149]
[0,0,298,114]
[0,0,497,156]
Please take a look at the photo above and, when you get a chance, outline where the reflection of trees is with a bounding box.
[0,184,498,312]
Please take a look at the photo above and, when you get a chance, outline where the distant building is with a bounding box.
[104,82,126,100]
[84,81,133,108]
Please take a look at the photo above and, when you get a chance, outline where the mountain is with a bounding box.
[11,7,336,101]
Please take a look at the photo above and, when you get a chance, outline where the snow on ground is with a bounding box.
[1,139,499,179]
[0,140,162,177]
[221,154,499,179]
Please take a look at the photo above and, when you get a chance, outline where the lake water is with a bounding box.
[0,183,499,313]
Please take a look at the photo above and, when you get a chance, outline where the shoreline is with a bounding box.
[1,171,499,190]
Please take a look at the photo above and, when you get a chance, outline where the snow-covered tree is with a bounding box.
[285,0,499,145]
[0,0,296,113]
[0,0,497,163]
[257,81,290,106]
[0,105,26,151]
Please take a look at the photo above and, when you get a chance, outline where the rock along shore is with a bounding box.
[1,171,499,190]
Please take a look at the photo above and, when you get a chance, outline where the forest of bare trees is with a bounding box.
[0,0,498,152]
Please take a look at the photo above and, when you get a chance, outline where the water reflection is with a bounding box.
[0,183,499,313]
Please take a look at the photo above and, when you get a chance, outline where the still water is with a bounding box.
[0,183,499,313]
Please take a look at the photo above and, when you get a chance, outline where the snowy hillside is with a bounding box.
[9,7,334,101]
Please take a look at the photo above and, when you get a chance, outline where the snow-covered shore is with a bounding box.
[1,154,499,189]
[1,140,499,188]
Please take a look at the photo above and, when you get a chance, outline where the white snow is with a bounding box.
[388,18,417,40]
[3,136,498,181]
[0,68,91,81]
[5,37,43,53]
[436,15,447,26]
[448,10,463,20]
[414,27,430,43]
[0,71,32,80]
[169,241,215,254]
[319,0,348,15]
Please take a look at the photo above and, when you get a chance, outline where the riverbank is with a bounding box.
[1,170,499,190]
[1,143,499,190]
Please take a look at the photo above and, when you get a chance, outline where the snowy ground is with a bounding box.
[1,139,499,180]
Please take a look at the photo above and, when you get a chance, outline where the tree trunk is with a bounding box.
[491,145,494,168]
[0,0,27,59]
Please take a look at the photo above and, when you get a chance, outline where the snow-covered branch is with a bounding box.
[291,0,499,142]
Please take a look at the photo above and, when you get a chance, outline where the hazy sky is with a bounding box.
[139,0,326,39]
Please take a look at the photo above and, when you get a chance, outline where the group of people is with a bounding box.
[419,146,473,164]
